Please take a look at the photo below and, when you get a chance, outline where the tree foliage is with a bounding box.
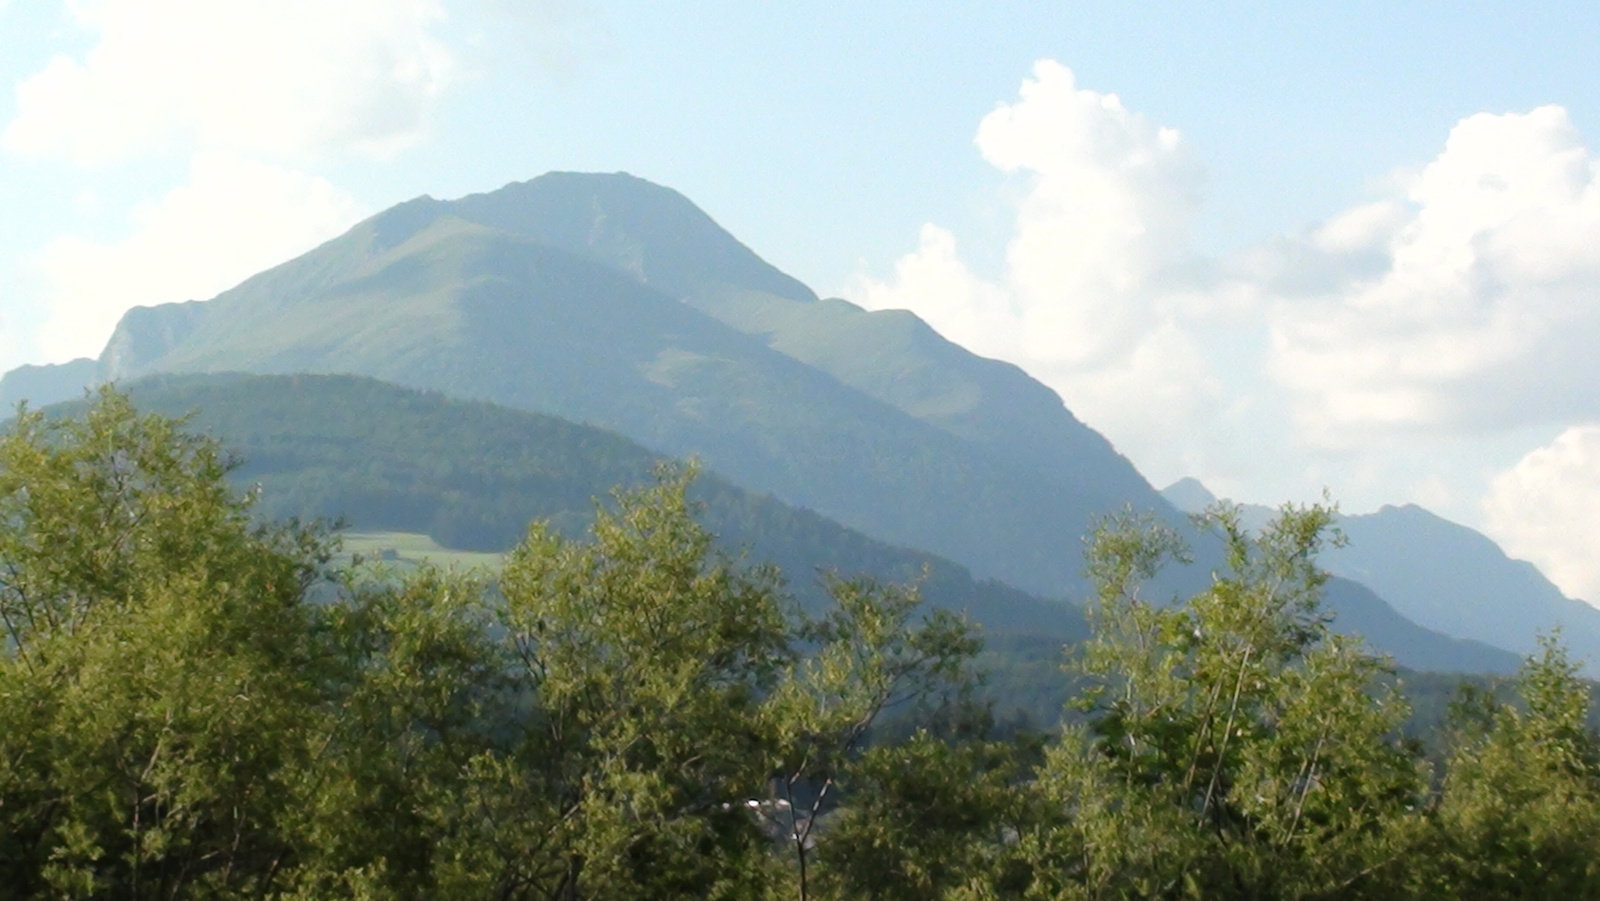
[1014,503,1427,899]
[0,389,332,897]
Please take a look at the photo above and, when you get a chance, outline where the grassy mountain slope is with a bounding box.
[443,172,1155,504]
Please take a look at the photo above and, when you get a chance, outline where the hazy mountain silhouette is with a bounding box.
[0,357,97,409]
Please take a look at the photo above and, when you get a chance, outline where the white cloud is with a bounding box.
[32,152,365,361]
[853,61,1220,478]
[1267,106,1600,444]
[1484,425,1600,604]
[3,0,452,163]
[972,61,1202,366]
[856,224,1014,359]
[851,62,1600,559]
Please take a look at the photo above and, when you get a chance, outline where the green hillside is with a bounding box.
[446,172,1153,500]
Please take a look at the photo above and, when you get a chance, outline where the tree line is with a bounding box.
[2,389,1598,899]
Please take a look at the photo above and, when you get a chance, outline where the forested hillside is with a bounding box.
[61,372,1081,637]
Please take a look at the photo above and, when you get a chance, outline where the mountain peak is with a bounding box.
[1162,476,1217,514]
[442,171,818,305]
[366,194,446,251]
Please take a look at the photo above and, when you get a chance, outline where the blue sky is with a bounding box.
[3,0,1600,601]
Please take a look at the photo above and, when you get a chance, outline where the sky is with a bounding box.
[2,1,1600,602]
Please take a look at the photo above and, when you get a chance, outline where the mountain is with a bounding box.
[1161,476,1218,515]
[13,172,1522,674]
[441,174,1152,497]
[1335,505,1600,670]
[0,357,97,409]
[89,172,1167,598]
[1163,479,1599,673]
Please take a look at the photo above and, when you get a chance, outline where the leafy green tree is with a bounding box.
[811,728,1033,901]
[764,574,984,901]
[1423,636,1600,897]
[1020,502,1427,899]
[43,386,1589,899]
[0,389,334,899]
[282,565,507,900]
[426,464,795,900]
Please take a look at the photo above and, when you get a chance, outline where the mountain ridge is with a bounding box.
[32,370,1518,674]
[1162,478,1600,674]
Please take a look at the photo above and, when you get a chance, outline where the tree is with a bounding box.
[0,388,335,898]
[764,574,985,901]
[1020,502,1427,899]
[417,464,794,900]
[1424,636,1600,897]
[282,565,507,900]
[810,728,1033,901]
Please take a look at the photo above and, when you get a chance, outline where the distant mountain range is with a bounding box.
[1164,477,1600,674]
[0,357,96,409]
[2,172,1537,675]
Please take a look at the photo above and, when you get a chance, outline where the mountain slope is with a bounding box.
[1335,504,1600,669]
[0,357,97,409]
[54,173,1522,673]
[79,372,1081,637]
[92,178,1170,597]
[439,173,1154,500]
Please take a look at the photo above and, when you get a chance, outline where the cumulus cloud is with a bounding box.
[854,61,1220,474]
[1484,425,1600,604]
[853,61,1600,538]
[1267,106,1600,444]
[3,0,453,163]
[32,152,365,361]
[850,60,1600,598]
